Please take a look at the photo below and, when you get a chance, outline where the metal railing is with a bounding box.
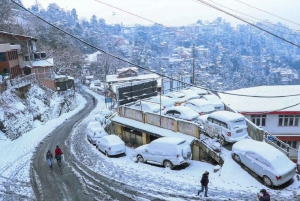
[7,74,37,89]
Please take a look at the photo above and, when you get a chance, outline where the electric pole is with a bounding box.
[192,43,195,85]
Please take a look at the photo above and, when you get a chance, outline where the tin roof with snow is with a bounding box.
[218,85,300,114]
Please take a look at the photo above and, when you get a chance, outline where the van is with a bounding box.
[198,111,249,145]
[135,137,192,170]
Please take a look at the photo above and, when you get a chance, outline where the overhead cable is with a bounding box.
[10,0,300,99]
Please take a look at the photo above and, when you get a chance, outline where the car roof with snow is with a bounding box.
[88,126,105,132]
[151,137,186,145]
[189,87,208,95]
[148,96,176,106]
[185,99,212,106]
[208,111,245,122]
[102,135,123,144]
[165,91,186,98]
[87,121,101,128]
[202,94,223,103]
[232,139,296,172]
[165,106,198,115]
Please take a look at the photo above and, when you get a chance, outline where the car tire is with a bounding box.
[137,155,144,163]
[263,176,273,187]
[163,160,174,170]
[232,153,241,163]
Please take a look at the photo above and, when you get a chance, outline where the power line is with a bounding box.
[234,0,300,27]
[194,0,300,48]
[205,0,300,35]
[10,0,300,99]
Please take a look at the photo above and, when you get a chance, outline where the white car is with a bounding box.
[179,89,200,100]
[87,121,101,130]
[165,91,187,104]
[232,139,296,187]
[87,127,108,145]
[183,99,215,115]
[135,137,192,169]
[130,100,163,113]
[147,96,176,109]
[164,106,199,121]
[96,135,126,157]
[201,94,224,111]
[189,86,209,96]
[94,109,113,124]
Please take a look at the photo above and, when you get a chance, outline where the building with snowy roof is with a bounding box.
[218,85,300,150]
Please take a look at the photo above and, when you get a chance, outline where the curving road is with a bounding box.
[30,89,134,201]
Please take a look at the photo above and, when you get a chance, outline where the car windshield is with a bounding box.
[230,119,246,128]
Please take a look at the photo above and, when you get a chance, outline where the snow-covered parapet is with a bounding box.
[0,107,3,121]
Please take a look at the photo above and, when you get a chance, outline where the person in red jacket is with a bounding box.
[54,145,63,162]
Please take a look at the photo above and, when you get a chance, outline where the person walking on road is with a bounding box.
[258,189,270,201]
[92,97,96,106]
[198,171,209,197]
[46,150,53,168]
[55,145,63,162]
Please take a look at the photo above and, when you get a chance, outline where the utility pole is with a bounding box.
[192,43,195,85]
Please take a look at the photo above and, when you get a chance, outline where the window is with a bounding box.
[251,115,266,126]
[278,115,300,127]
[0,53,6,62]
[283,141,297,149]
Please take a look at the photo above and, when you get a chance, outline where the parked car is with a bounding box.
[130,100,163,113]
[147,96,176,109]
[189,86,209,96]
[232,139,296,187]
[179,89,200,101]
[201,94,224,111]
[87,121,101,130]
[164,106,199,121]
[165,91,187,104]
[87,127,108,145]
[135,137,192,169]
[197,111,249,145]
[94,109,113,125]
[96,135,126,157]
[183,99,215,115]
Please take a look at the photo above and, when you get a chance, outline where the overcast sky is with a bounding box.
[21,0,300,29]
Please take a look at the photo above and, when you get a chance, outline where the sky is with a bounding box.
[0,85,299,200]
[20,0,300,29]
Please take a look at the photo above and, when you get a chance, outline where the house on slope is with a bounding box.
[218,85,300,152]
[0,43,21,79]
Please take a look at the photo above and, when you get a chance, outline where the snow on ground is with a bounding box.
[0,86,299,201]
[0,93,87,200]
[71,89,300,200]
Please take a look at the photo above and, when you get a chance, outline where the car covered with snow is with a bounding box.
[87,126,108,145]
[232,139,296,187]
[183,99,215,115]
[146,96,176,109]
[165,91,187,104]
[135,137,192,169]
[201,94,224,111]
[188,86,209,96]
[87,121,102,130]
[96,134,126,157]
[94,109,113,125]
[164,106,199,121]
[179,89,200,101]
[130,100,163,113]
[197,111,248,145]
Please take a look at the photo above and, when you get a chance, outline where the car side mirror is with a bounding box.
[145,149,148,152]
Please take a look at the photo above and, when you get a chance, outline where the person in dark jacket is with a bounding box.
[197,171,209,197]
[46,150,53,168]
[258,189,270,201]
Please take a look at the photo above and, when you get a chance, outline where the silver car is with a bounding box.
[232,139,296,187]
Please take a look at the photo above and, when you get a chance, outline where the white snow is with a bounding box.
[0,87,299,200]
[209,110,246,122]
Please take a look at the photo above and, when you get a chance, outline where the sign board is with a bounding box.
[105,98,112,103]
[267,135,275,142]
